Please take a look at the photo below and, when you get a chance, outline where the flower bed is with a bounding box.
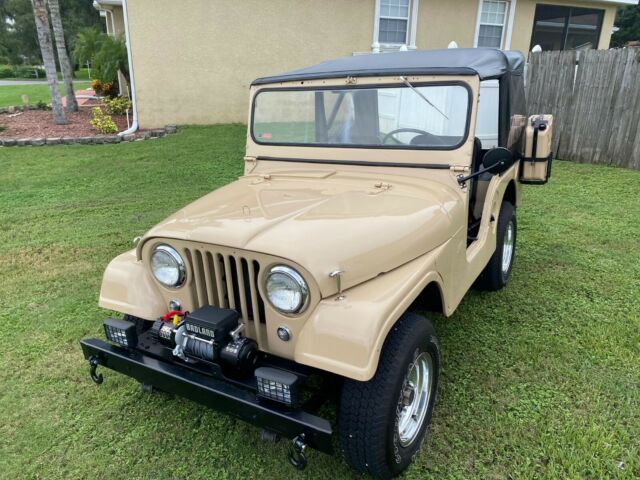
[0,105,177,146]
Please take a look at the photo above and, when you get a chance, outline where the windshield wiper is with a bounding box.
[400,76,449,120]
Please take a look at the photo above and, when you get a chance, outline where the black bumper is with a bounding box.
[80,338,333,454]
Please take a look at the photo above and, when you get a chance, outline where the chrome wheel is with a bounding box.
[501,219,515,275]
[397,352,433,447]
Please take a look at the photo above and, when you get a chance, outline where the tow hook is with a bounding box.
[288,434,307,470]
[88,355,103,384]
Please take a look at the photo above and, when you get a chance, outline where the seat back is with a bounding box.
[468,137,484,221]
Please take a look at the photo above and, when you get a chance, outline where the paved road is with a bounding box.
[0,79,49,86]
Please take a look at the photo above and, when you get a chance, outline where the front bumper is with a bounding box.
[79,338,333,454]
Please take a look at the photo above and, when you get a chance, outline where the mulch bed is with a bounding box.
[0,108,132,139]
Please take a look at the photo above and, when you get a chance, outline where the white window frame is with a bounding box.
[372,0,420,52]
[473,0,517,50]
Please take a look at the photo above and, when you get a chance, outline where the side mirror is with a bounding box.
[482,147,515,174]
[457,147,515,186]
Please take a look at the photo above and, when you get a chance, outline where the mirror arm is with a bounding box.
[456,161,506,185]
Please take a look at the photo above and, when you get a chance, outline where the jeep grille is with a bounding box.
[183,247,267,344]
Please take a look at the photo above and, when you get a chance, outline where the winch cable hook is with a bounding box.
[88,355,103,384]
[288,434,308,470]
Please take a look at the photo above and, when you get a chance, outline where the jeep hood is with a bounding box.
[142,170,463,297]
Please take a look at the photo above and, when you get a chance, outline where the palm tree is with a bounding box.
[31,0,65,124]
[47,0,77,112]
[73,27,104,71]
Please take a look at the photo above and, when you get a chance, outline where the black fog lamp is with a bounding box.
[255,367,300,407]
[103,318,138,348]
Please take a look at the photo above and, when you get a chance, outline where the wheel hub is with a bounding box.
[502,219,515,275]
[402,382,416,407]
[397,352,433,447]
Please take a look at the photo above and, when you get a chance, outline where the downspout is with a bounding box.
[118,0,138,137]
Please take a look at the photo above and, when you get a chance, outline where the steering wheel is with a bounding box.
[382,128,447,146]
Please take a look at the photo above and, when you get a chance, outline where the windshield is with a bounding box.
[252,83,470,149]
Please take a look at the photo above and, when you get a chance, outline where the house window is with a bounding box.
[373,0,419,50]
[379,0,410,44]
[476,0,509,48]
[530,5,604,51]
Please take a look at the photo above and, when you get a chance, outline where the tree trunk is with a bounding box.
[31,0,66,124]
[48,0,77,112]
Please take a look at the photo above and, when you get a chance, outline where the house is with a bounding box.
[93,0,637,129]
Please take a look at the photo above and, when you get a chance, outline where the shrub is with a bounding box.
[91,79,119,98]
[91,78,102,93]
[102,82,119,98]
[104,96,131,115]
[93,36,129,86]
[36,100,48,110]
[0,66,13,78]
[13,66,46,79]
[90,107,118,134]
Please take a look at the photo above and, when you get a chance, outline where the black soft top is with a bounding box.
[252,48,525,85]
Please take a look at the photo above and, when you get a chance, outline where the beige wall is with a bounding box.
[416,0,618,52]
[111,6,125,36]
[127,0,374,127]
[416,0,480,49]
[124,0,621,127]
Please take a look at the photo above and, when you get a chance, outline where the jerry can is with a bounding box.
[520,115,553,184]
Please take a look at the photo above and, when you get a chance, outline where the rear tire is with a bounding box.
[477,201,517,291]
[339,313,440,479]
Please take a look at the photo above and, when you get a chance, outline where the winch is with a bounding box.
[150,305,258,374]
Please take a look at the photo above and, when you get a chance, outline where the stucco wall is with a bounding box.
[124,0,620,127]
[111,6,125,36]
[126,0,374,127]
[415,0,618,52]
[415,0,480,49]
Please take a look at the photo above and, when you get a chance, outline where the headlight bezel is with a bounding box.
[263,265,310,316]
[150,244,186,288]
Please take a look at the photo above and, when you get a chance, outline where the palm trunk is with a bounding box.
[31,0,66,124]
[47,0,77,112]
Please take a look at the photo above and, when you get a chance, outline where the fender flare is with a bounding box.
[294,244,447,381]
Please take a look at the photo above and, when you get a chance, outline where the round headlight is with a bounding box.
[150,244,186,288]
[264,265,309,314]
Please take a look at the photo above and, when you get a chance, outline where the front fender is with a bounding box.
[294,244,445,381]
[99,249,166,320]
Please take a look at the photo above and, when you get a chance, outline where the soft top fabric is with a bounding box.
[252,48,526,85]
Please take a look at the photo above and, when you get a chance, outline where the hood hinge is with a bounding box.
[244,156,258,174]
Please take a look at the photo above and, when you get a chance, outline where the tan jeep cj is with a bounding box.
[81,48,552,479]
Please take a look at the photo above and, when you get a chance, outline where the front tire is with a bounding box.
[477,201,517,291]
[339,313,440,479]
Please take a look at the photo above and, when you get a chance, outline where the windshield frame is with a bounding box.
[250,81,473,152]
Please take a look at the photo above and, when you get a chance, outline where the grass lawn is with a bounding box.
[0,80,91,108]
[0,125,638,479]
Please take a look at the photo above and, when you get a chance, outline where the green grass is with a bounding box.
[0,125,638,479]
[0,81,91,107]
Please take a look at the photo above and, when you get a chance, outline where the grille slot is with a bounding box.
[184,247,265,332]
